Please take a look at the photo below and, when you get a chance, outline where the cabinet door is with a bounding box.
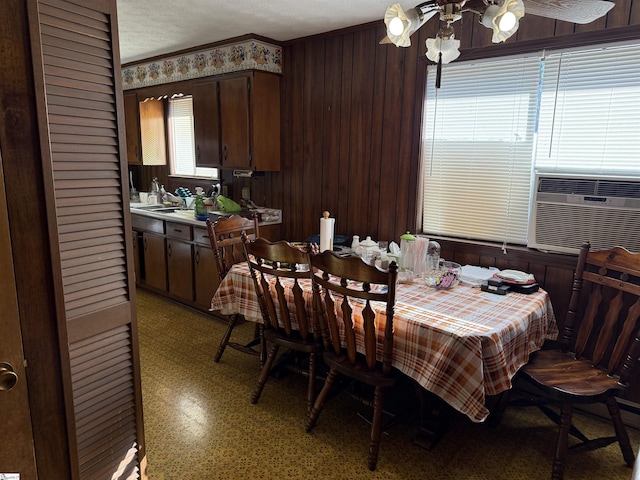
[167,238,194,301]
[251,71,281,171]
[143,232,167,290]
[139,98,167,165]
[194,244,219,310]
[219,76,251,168]
[192,80,221,167]
[124,91,141,164]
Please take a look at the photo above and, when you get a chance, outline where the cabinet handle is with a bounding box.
[173,228,183,233]
[223,145,228,162]
[167,244,172,257]
[143,237,147,250]
[195,250,200,264]
[196,145,200,160]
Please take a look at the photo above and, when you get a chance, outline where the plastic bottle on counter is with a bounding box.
[149,177,160,205]
[194,187,208,221]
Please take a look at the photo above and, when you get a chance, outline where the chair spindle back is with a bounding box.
[562,242,640,384]
[311,251,398,372]
[243,236,315,341]
[207,213,259,281]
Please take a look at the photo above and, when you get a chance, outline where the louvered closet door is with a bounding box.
[29,0,145,479]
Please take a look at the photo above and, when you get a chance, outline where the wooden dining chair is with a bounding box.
[306,250,398,471]
[242,235,322,416]
[207,213,264,363]
[515,242,640,480]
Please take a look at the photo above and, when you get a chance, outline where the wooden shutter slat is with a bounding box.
[66,291,128,318]
[49,114,115,129]
[48,104,115,120]
[39,0,109,32]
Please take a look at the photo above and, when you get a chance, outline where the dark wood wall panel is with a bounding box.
[272,0,640,246]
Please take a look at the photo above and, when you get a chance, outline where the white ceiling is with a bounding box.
[116,0,404,64]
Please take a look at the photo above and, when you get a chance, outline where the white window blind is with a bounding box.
[421,55,540,246]
[168,96,217,178]
[535,43,640,175]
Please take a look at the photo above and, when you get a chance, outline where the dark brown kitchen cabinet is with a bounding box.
[192,79,221,168]
[219,76,250,168]
[166,221,194,301]
[124,91,141,165]
[143,232,167,291]
[193,225,219,309]
[220,71,281,171]
[194,244,217,309]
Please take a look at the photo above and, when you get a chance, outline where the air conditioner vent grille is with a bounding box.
[538,178,596,195]
[538,177,640,199]
[529,174,640,254]
[534,203,640,253]
[596,180,640,199]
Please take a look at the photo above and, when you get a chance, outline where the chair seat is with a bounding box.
[323,351,396,388]
[264,329,323,354]
[521,350,624,402]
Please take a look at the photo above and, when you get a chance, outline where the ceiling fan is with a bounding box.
[381,0,615,67]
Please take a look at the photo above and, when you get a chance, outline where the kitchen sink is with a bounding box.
[131,204,181,213]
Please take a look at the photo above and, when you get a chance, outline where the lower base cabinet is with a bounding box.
[167,238,194,301]
[143,232,167,291]
[132,213,281,314]
[194,243,218,310]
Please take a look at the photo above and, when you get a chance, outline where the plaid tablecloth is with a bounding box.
[210,263,558,422]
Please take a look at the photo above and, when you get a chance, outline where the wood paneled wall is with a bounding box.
[242,0,640,337]
[266,0,640,245]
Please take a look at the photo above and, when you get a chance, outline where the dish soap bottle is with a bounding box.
[194,187,208,221]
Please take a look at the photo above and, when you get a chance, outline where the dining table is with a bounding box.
[210,262,558,445]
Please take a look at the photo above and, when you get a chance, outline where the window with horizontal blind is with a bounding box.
[535,43,640,175]
[422,54,540,246]
[420,41,640,247]
[168,96,218,178]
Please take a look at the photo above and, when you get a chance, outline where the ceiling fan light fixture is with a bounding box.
[384,3,423,47]
[425,27,460,65]
[480,0,525,43]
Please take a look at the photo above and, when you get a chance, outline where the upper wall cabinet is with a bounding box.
[192,79,221,168]
[139,98,167,165]
[124,91,141,165]
[193,70,281,171]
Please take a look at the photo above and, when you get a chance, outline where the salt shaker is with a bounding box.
[351,235,360,251]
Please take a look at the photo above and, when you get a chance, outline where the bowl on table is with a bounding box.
[427,261,462,289]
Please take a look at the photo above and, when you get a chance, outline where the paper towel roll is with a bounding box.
[319,211,335,253]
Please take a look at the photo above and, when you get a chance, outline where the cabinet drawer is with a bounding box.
[193,226,212,246]
[166,221,192,241]
[131,214,164,234]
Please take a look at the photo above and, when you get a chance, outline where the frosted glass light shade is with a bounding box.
[425,37,461,64]
[384,3,422,47]
[480,0,524,43]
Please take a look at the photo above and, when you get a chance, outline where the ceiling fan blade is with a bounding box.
[523,0,614,24]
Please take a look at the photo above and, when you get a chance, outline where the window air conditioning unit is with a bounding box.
[528,173,640,254]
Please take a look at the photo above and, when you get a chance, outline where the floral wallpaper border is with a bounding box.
[122,39,282,90]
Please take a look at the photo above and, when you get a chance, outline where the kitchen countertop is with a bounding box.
[129,203,282,227]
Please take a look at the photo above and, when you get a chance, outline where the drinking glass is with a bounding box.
[378,241,389,253]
